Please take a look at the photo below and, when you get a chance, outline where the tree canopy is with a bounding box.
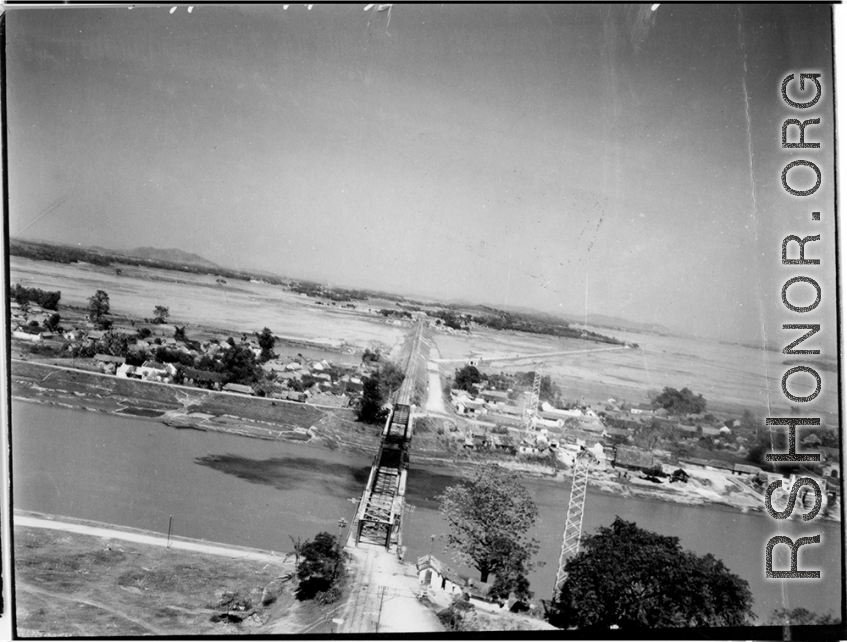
[44,313,61,332]
[454,364,482,393]
[438,464,540,583]
[11,284,61,311]
[153,305,170,323]
[88,290,111,325]
[549,517,754,629]
[357,363,405,423]
[651,387,706,415]
[295,532,345,601]
[219,343,262,385]
[256,327,276,362]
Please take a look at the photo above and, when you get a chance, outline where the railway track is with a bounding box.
[352,321,423,548]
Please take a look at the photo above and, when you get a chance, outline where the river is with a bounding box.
[12,401,842,623]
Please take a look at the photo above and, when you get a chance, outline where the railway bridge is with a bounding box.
[349,320,423,550]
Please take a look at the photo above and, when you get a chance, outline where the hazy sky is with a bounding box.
[7,4,837,343]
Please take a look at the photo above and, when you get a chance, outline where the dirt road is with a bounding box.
[425,360,446,414]
[335,544,442,634]
[14,513,291,566]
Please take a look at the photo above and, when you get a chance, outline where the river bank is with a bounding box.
[13,359,839,524]
[12,400,842,621]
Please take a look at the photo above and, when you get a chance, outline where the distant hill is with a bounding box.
[119,247,220,269]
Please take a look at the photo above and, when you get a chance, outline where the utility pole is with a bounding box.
[375,586,387,633]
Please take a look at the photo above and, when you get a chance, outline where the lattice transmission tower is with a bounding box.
[522,369,542,443]
[552,449,594,602]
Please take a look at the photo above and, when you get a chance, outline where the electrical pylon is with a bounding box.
[522,369,542,443]
[552,449,593,602]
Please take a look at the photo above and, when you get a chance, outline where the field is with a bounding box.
[14,520,298,636]
[11,256,407,353]
[11,253,840,424]
[432,325,839,423]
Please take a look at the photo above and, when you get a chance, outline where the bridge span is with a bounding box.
[349,320,423,551]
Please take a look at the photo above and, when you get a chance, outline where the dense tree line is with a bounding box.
[549,517,754,629]
[289,281,375,302]
[425,304,624,344]
[379,308,412,319]
[11,284,61,310]
[428,309,468,330]
[471,310,624,344]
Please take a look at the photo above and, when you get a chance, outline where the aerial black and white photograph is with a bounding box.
[3,3,844,638]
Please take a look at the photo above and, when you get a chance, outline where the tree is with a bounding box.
[549,517,754,629]
[153,305,170,324]
[295,532,345,600]
[173,326,186,341]
[766,607,840,626]
[539,375,561,404]
[220,342,262,386]
[88,290,111,326]
[43,313,61,332]
[358,376,386,423]
[438,464,540,583]
[633,419,667,451]
[357,363,405,424]
[488,570,533,607]
[289,535,304,567]
[454,365,482,393]
[256,327,276,362]
[99,331,131,357]
[652,387,706,416]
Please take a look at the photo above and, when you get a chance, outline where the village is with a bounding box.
[10,284,842,522]
[10,293,388,409]
[439,365,841,520]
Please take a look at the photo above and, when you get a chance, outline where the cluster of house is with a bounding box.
[258,356,365,405]
[592,397,741,441]
[24,321,366,405]
[86,342,368,405]
[451,387,608,449]
[10,301,59,342]
[448,385,841,500]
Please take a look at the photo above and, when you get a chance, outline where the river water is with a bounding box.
[12,401,841,623]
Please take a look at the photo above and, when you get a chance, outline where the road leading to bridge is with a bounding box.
[338,320,440,633]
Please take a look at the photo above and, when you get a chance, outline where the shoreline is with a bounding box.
[14,510,294,565]
[11,373,838,524]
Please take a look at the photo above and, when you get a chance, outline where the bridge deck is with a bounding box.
[352,321,423,549]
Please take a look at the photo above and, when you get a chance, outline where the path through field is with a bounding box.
[15,514,290,566]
